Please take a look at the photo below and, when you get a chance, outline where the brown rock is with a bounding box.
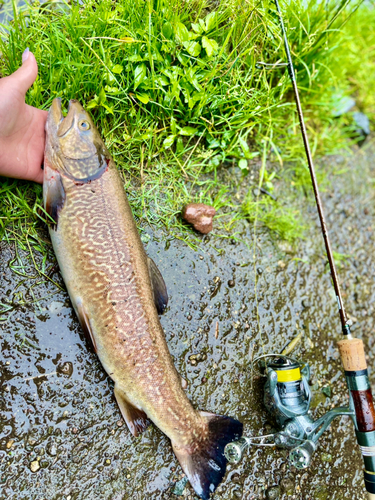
[182,203,216,234]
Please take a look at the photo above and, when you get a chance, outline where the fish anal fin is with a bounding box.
[114,386,149,437]
[43,166,66,229]
[172,413,243,500]
[181,376,188,390]
[76,301,97,353]
[147,257,168,314]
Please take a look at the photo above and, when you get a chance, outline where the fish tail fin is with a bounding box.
[172,412,243,500]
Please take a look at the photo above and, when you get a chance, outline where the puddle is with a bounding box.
[0,143,375,499]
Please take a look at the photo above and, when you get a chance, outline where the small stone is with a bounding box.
[47,442,57,456]
[277,260,286,269]
[257,267,263,275]
[105,459,111,465]
[228,280,235,288]
[116,420,124,427]
[6,439,14,449]
[280,477,294,495]
[182,203,216,234]
[62,410,69,418]
[353,111,370,136]
[321,452,332,462]
[322,386,332,398]
[266,485,280,500]
[57,362,73,377]
[199,255,204,260]
[172,476,189,495]
[30,460,40,473]
[190,359,197,366]
[187,314,192,320]
[201,377,207,384]
[72,428,79,434]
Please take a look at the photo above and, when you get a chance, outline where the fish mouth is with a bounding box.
[47,98,86,138]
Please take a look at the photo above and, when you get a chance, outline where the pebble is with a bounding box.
[182,203,216,234]
[277,260,286,269]
[116,420,124,427]
[257,266,263,275]
[6,439,14,449]
[30,460,40,473]
[172,476,189,496]
[201,377,207,384]
[57,362,73,377]
[266,486,280,500]
[47,442,57,456]
[228,280,235,288]
[280,477,295,495]
[301,299,311,308]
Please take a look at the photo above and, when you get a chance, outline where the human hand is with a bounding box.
[0,49,47,184]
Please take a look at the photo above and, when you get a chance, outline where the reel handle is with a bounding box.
[338,337,375,499]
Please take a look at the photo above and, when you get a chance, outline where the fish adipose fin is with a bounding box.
[172,413,243,500]
[114,386,149,437]
[147,257,168,314]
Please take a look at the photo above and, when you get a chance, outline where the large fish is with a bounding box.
[43,98,242,499]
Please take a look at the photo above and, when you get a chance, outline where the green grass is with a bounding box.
[0,0,375,250]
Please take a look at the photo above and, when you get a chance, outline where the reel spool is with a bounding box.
[225,355,353,469]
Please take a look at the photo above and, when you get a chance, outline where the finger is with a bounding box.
[6,49,38,96]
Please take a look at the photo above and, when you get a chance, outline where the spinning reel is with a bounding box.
[225,355,354,469]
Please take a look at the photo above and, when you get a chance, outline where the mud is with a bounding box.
[1,141,375,500]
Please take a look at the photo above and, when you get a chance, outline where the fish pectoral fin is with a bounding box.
[76,301,97,353]
[147,257,168,314]
[44,167,66,229]
[114,386,149,437]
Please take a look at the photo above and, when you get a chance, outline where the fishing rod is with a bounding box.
[225,2,375,498]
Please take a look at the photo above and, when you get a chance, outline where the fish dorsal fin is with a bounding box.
[44,168,66,229]
[114,386,149,437]
[76,300,97,353]
[147,257,168,314]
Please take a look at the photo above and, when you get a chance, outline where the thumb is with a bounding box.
[7,49,38,95]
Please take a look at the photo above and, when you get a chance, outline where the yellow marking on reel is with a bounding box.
[276,367,301,383]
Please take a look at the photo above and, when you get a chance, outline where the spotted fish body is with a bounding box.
[43,99,242,500]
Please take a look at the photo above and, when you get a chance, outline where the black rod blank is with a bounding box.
[273,0,351,337]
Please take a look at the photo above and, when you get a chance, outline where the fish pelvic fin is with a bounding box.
[114,386,149,437]
[147,257,168,314]
[172,412,243,500]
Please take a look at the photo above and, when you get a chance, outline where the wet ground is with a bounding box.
[1,140,375,500]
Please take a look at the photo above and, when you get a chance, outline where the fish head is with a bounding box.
[45,98,110,182]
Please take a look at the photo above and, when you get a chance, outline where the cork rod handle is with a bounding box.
[337,338,367,372]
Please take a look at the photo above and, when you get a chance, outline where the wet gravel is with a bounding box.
[1,141,375,499]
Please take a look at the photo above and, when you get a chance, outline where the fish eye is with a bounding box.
[78,120,90,131]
